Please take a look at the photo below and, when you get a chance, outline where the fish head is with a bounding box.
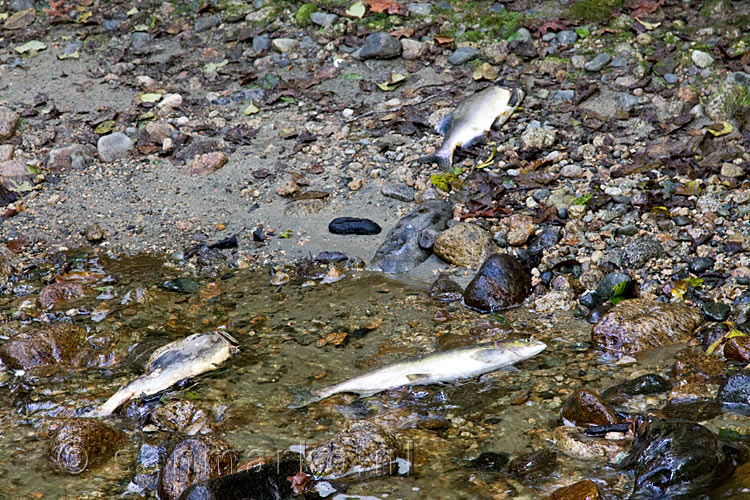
[496,338,547,362]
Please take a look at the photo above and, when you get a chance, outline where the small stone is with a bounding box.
[579,291,600,309]
[553,90,575,103]
[310,12,337,27]
[130,32,151,54]
[275,179,299,197]
[547,480,603,500]
[328,217,382,235]
[609,55,628,67]
[347,178,363,191]
[510,27,531,43]
[136,75,157,91]
[278,127,297,139]
[584,53,611,72]
[188,152,228,175]
[406,2,432,15]
[724,337,750,363]
[615,92,640,112]
[10,0,34,11]
[97,133,134,162]
[506,214,535,246]
[463,253,531,312]
[159,436,236,500]
[158,93,182,110]
[479,41,509,65]
[689,257,714,274]
[561,389,618,427]
[433,223,495,268]
[272,38,298,53]
[85,224,105,243]
[691,50,714,68]
[448,47,479,65]
[556,31,578,45]
[3,8,35,30]
[664,73,678,85]
[721,163,744,178]
[596,272,635,300]
[521,124,556,150]
[253,34,271,52]
[381,183,415,202]
[401,39,426,60]
[359,32,401,60]
[0,106,19,140]
[620,235,665,269]
[701,301,731,322]
[49,419,125,475]
[46,144,95,171]
[194,14,221,32]
[429,274,463,302]
[0,144,13,161]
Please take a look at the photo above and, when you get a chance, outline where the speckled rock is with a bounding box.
[433,223,495,268]
[521,124,556,150]
[46,144,96,171]
[463,253,531,312]
[505,214,535,246]
[0,244,20,283]
[560,389,618,427]
[152,400,209,435]
[49,419,125,474]
[592,298,702,356]
[359,32,401,59]
[554,427,628,464]
[0,323,88,370]
[97,132,134,162]
[620,235,665,269]
[188,152,228,175]
[159,435,237,500]
[0,106,19,140]
[38,282,87,309]
[306,421,400,478]
[508,449,559,481]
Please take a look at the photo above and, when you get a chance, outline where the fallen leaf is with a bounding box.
[202,59,228,73]
[126,6,138,15]
[243,102,259,115]
[376,72,408,91]
[630,0,663,18]
[346,1,366,18]
[95,120,115,135]
[140,93,162,103]
[706,121,733,137]
[15,40,47,54]
[472,62,498,81]
[390,27,414,39]
[434,34,454,45]
[635,18,660,30]
[537,19,568,36]
[365,0,403,14]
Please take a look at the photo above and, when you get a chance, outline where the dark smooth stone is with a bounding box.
[468,451,510,471]
[702,301,731,322]
[328,217,382,235]
[689,257,715,274]
[160,278,202,293]
[596,272,635,299]
[463,253,531,312]
[601,374,671,405]
[579,290,600,309]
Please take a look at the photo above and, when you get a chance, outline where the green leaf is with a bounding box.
[279,230,292,239]
[140,93,163,103]
[203,59,228,73]
[95,120,115,135]
[280,96,296,103]
[684,277,704,288]
[575,27,590,38]
[15,40,47,54]
[25,164,41,174]
[342,73,362,80]
[183,391,201,400]
[609,295,625,306]
[611,280,628,298]
[243,101,259,115]
[572,193,592,206]
[346,1,366,18]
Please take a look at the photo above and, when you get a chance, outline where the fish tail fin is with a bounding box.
[417,152,452,169]
[287,387,326,409]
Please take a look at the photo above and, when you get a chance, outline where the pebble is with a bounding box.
[10,0,34,10]
[584,53,611,72]
[194,14,221,32]
[381,183,415,202]
[85,224,105,243]
[448,47,479,65]
[188,152,228,175]
[664,73,679,84]
[130,32,151,54]
[689,257,715,274]
[272,38,298,53]
[97,132,134,162]
[401,39,426,60]
[310,12,337,27]
[406,2,432,15]
[553,90,575,103]
[702,301,730,322]
[511,27,531,43]
[556,31,577,45]
[0,106,19,140]
[359,32,401,59]
[253,35,271,52]
[609,55,628,67]
[691,50,714,68]
[328,217,382,235]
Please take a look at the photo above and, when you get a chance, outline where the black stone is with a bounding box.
[507,449,559,481]
[601,374,671,404]
[428,274,463,302]
[328,217,382,235]
[596,272,635,300]
[661,399,721,421]
[702,301,731,322]
[540,271,553,287]
[160,278,202,293]
[315,251,347,263]
[673,215,692,227]
[689,257,715,274]
[463,253,532,313]
[469,451,511,472]
[720,371,750,414]
[579,290,600,309]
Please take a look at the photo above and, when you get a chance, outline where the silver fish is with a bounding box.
[90,331,238,417]
[419,85,524,169]
[288,338,545,408]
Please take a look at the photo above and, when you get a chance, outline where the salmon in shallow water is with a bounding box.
[419,84,524,169]
[288,338,546,408]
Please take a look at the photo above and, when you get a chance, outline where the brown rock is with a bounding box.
[3,8,35,30]
[0,106,19,139]
[554,427,628,463]
[152,400,209,435]
[145,121,176,143]
[0,144,13,161]
[463,253,531,312]
[38,282,87,309]
[428,273,463,302]
[561,389,618,427]
[591,298,702,356]
[725,336,750,362]
[0,159,29,177]
[188,152,228,175]
[0,243,19,282]
[275,178,300,197]
[433,223,495,268]
[547,479,603,500]
[505,214,535,246]
[159,435,237,500]
[85,224,105,243]
[49,418,124,474]
[45,144,96,171]
[0,323,87,370]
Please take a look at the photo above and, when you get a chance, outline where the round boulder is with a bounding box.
[463,253,531,312]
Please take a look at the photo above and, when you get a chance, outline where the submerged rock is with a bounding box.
[0,323,87,370]
[159,435,237,500]
[370,200,451,273]
[305,421,400,478]
[463,253,531,312]
[601,374,671,405]
[719,370,750,413]
[554,426,628,463]
[152,400,210,435]
[49,418,125,474]
[591,298,702,356]
[176,456,303,500]
[560,389,618,427]
[508,449,559,481]
[433,223,495,268]
[428,274,464,302]
[619,419,746,498]
[546,479,602,500]
[38,282,87,309]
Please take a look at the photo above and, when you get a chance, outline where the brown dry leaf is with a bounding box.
[434,34,454,45]
[472,62,498,81]
[630,0,663,18]
[365,0,403,14]
[390,27,414,39]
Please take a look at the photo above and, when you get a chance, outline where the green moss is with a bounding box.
[461,30,484,42]
[568,0,624,23]
[295,3,316,25]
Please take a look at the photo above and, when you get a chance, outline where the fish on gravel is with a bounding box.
[288,338,545,408]
[90,331,239,417]
[419,84,524,169]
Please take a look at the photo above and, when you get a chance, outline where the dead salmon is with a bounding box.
[419,85,524,169]
[90,331,238,417]
[288,338,545,408]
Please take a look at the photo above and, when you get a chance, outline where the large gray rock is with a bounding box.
[97,132,134,162]
[370,200,452,273]
[359,32,401,60]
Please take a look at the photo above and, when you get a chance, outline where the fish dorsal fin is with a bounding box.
[471,349,508,364]
[435,114,453,136]
[406,373,431,383]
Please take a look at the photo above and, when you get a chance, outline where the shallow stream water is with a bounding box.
[1,252,749,499]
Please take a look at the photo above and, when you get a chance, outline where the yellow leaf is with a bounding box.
[346,1,366,18]
[95,120,115,135]
[127,7,139,16]
[475,146,497,169]
[243,101,259,115]
[706,121,733,137]
[0,12,8,21]
[77,10,92,23]
[636,18,660,30]
[140,93,163,103]
[472,62,498,81]
[706,328,746,355]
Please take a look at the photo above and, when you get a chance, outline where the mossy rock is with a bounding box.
[295,3,317,26]
[568,0,624,23]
